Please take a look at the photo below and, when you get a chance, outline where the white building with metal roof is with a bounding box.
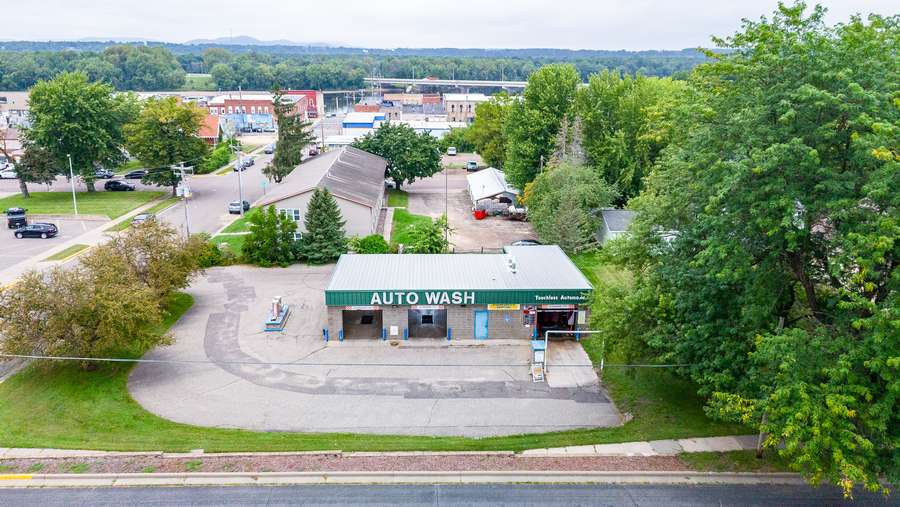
[466,167,519,211]
[324,245,592,341]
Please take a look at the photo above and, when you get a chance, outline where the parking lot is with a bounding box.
[405,168,538,252]
[0,217,104,269]
[129,265,620,437]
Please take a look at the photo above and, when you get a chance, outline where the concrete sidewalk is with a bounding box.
[521,435,759,457]
[0,435,758,460]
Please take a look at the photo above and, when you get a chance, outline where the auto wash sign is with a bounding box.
[369,290,475,306]
[325,289,590,306]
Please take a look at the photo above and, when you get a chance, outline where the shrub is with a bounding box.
[349,234,390,254]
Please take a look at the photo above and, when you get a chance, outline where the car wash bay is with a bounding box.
[325,246,593,341]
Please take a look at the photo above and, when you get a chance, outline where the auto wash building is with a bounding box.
[324,245,593,340]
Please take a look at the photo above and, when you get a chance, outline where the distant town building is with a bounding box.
[198,114,221,146]
[207,93,308,134]
[443,93,490,123]
[284,90,324,118]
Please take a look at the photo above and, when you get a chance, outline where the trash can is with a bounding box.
[473,209,487,220]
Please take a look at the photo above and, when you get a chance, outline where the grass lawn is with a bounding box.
[220,208,259,234]
[0,191,164,219]
[570,250,632,287]
[241,143,263,154]
[387,189,408,208]
[681,450,791,473]
[180,73,216,91]
[43,244,89,262]
[211,234,247,257]
[391,209,432,246]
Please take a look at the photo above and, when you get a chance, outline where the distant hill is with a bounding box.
[183,36,333,47]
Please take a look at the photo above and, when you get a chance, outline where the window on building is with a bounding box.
[227,106,233,114]
[450,104,455,112]
[251,106,256,114]
[467,104,472,111]
[277,208,302,222]
[264,107,269,113]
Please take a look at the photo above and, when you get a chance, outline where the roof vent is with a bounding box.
[506,255,517,274]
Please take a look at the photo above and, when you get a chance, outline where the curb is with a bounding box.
[0,471,807,488]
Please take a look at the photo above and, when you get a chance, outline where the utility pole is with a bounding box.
[444,161,449,247]
[233,142,245,216]
[174,164,192,238]
[66,154,78,216]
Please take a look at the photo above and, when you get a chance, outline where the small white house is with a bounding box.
[466,167,518,212]
[596,209,637,245]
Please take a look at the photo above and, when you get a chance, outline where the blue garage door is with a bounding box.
[474,310,489,340]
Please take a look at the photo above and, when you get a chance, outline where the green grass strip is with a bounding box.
[43,244,89,262]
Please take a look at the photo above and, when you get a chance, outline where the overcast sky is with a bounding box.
[5,1,895,50]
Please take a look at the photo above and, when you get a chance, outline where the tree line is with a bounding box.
[0,45,705,92]
[461,3,897,495]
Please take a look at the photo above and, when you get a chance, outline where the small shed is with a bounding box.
[596,209,637,245]
[466,167,518,212]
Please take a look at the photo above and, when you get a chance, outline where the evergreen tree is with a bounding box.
[265,87,315,183]
[299,188,347,264]
[242,206,298,267]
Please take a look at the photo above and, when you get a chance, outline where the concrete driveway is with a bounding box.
[405,169,538,252]
[129,265,621,437]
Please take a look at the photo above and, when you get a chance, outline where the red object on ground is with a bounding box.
[474,209,487,220]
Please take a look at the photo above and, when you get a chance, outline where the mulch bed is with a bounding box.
[0,455,689,474]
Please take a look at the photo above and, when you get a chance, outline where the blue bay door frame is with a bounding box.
[474,310,489,340]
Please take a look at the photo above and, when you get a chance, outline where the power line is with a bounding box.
[0,353,689,369]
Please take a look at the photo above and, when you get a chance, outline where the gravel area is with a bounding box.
[0,455,689,474]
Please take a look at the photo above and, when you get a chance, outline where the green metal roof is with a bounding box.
[325,246,592,306]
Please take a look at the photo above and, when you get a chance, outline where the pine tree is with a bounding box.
[299,188,347,264]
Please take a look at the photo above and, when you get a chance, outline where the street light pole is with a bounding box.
[66,154,78,216]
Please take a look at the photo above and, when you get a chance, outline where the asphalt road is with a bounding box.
[0,484,889,506]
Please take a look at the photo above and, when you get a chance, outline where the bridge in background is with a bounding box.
[364,77,528,89]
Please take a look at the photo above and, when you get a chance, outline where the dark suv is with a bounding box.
[14,222,58,239]
[5,207,26,229]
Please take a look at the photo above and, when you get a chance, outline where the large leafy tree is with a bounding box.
[0,221,202,362]
[503,64,580,190]
[576,71,685,204]
[467,92,514,168]
[352,122,441,189]
[8,143,58,198]
[595,3,898,495]
[299,188,347,264]
[24,72,137,192]
[125,96,209,196]
[525,161,617,251]
[266,88,315,183]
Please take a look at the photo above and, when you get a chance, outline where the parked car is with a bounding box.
[104,180,135,191]
[228,200,250,214]
[93,168,114,179]
[264,144,275,154]
[131,213,155,225]
[14,222,58,239]
[0,166,16,179]
[123,169,146,180]
[308,147,319,157]
[447,146,457,156]
[5,207,27,229]
[233,160,249,171]
[466,160,478,171]
[244,157,255,166]
[510,239,542,246]
[263,126,276,132]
